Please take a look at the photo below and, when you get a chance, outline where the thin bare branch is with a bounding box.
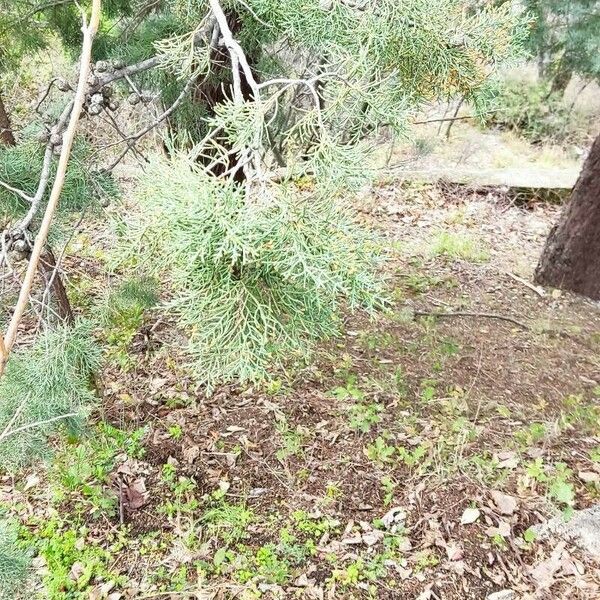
[0,0,102,376]
[0,412,79,443]
[104,74,198,172]
[0,179,32,203]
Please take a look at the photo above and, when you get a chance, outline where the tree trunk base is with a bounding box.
[534,135,600,301]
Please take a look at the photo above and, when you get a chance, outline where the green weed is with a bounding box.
[329,374,364,400]
[365,436,396,465]
[202,502,254,545]
[275,418,308,461]
[348,402,384,433]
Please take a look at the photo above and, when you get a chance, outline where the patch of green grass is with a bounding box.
[560,394,600,435]
[202,502,254,545]
[380,476,396,506]
[468,452,509,485]
[359,330,397,351]
[428,231,490,263]
[159,477,200,519]
[329,374,364,400]
[400,272,458,296]
[419,379,438,403]
[413,550,440,572]
[66,273,96,311]
[393,367,408,397]
[291,510,340,539]
[51,423,146,519]
[515,422,547,447]
[103,276,159,370]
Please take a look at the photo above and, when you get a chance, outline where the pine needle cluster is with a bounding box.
[0,320,100,470]
[0,140,117,225]
[0,520,30,600]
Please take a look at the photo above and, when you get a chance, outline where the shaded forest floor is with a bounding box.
[4,178,600,599]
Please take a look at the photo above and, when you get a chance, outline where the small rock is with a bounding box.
[70,561,85,581]
[534,504,600,559]
[294,574,310,587]
[579,471,600,483]
[486,591,514,600]
[362,530,384,546]
[490,490,518,516]
[460,507,480,525]
[381,506,407,529]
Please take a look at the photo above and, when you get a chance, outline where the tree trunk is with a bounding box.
[38,247,74,323]
[0,92,16,146]
[550,67,572,96]
[535,134,600,300]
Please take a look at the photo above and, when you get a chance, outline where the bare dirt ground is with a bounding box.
[386,120,585,190]
[4,176,600,600]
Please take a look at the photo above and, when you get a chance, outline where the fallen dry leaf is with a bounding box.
[183,444,200,464]
[125,478,148,510]
[445,541,464,561]
[530,541,566,588]
[578,471,599,483]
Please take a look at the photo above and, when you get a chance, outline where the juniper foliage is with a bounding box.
[122,156,383,387]
[114,0,527,386]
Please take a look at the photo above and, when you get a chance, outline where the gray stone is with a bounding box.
[534,504,600,559]
[486,591,514,600]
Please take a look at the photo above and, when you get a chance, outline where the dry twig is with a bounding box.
[0,0,102,376]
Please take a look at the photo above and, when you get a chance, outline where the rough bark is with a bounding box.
[0,92,16,146]
[535,134,600,300]
[550,66,573,96]
[38,247,75,323]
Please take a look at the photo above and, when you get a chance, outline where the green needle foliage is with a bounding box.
[0,140,117,225]
[0,320,100,471]
[122,157,385,388]
[0,520,30,600]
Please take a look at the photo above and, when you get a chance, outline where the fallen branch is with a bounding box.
[504,270,546,298]
[413,309,530,330]
[0,0,102,377]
